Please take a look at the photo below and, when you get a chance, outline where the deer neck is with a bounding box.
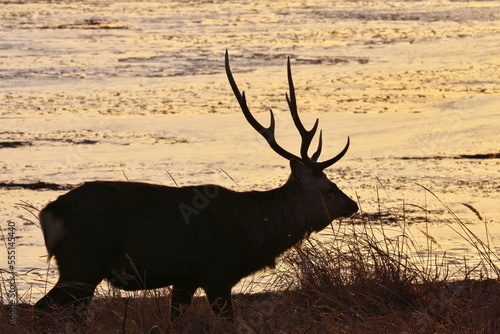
[245,178,313,257]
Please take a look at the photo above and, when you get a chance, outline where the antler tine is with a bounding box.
[286,57,350,170]
[316,137,350,170]
[311,130,323,162]
[286,57,319,164]
[225,50,299,161]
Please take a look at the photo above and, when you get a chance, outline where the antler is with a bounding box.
[285,57,322,165]
[225,50,350,171]
[225,51,299,161]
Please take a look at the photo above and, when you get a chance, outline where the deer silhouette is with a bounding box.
[34,51,358,321]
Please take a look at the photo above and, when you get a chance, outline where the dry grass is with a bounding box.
[2,192,499,333]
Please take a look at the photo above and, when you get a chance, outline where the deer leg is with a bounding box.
[34,276,98,333]
[170,283,198,320]
[204,285,234,321]
[35,278,97,313]
[35,252,106,316]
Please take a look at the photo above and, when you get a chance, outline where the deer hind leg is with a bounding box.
[35,277,98,313]
[170,283,199,320]
[35,249,107,316]
[34,275,99,333]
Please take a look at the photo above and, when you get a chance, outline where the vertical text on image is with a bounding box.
[6,220,17,325]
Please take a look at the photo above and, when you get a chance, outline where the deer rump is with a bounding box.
[41,180,311,294]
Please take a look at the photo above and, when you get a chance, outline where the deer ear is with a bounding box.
[290,159,310,185]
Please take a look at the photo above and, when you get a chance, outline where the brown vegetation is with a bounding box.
[2,200,499,333]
